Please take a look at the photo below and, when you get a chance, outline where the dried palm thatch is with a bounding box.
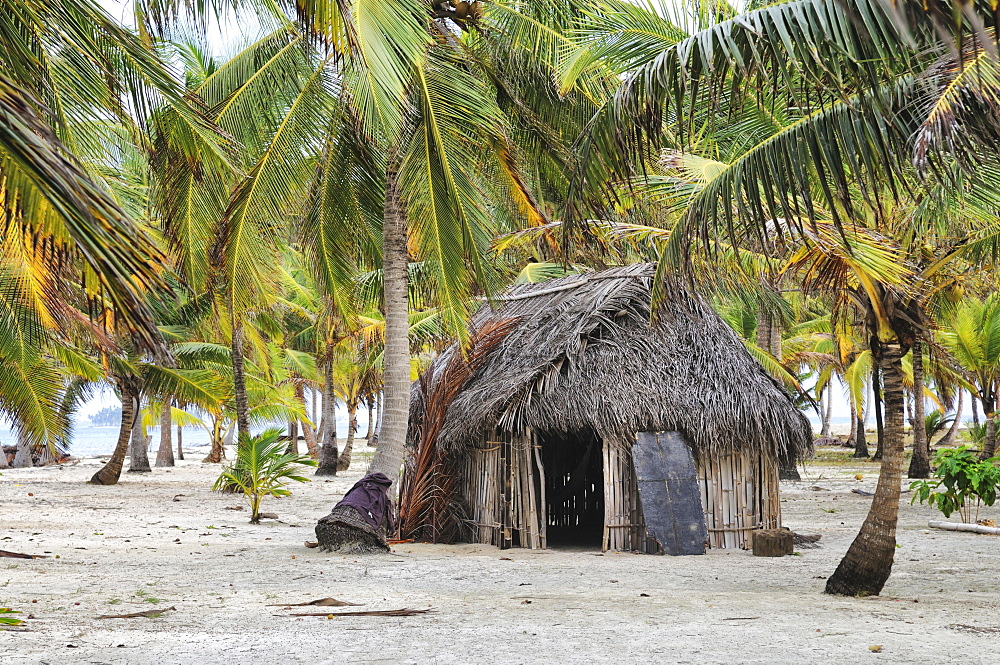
[411,263,812,465]
[398,318,519,542]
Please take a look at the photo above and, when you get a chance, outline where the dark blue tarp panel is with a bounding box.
[633,431,707,556]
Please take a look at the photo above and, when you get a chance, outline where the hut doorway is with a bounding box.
[540,429,605,548]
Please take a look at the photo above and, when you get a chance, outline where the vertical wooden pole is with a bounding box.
[602,439,612,551]
[532,431,547,549]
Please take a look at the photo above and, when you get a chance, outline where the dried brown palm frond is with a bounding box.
[397,317,520,542]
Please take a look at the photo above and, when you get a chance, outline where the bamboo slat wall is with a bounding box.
[464,443,502,545]
[460,431,781,552]
[601,437,656,553]
[696,450,781,549]
[462,429,545,549]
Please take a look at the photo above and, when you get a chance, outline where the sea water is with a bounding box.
[0,408,371,457]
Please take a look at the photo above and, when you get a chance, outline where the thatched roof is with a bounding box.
[411,263,812,463]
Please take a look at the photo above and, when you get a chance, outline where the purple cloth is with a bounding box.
[335,472,395,531]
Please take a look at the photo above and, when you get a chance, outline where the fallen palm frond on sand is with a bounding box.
[0,550,47,559]
[283,608,433,618]
[266,597,361,607]
[97,606,177,619]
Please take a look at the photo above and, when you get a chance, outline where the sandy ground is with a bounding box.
[2,445,998,665]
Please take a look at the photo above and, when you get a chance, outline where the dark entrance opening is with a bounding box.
[541,429,604,548]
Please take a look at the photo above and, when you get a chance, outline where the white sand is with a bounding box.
[1,449,997,664]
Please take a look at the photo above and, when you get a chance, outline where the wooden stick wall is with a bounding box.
[460,430,782,552]
[697,451,781,549]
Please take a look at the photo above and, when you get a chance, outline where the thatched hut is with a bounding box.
[399,264,812,554]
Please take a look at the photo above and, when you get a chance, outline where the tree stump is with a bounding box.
[752,529,793,557]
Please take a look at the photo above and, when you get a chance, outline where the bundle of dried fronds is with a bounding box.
[397,317,519,542]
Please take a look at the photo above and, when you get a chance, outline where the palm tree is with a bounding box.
[574,0,1000,597]
[1,1,232,349]
[939,295,1000,459]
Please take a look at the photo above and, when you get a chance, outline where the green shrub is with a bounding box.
[964,422,987,446]
[213,428,317,523]
[910,446,1000,523]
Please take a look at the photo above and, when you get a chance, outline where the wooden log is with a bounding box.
[752,529,793,557]
[928,521,1000,535]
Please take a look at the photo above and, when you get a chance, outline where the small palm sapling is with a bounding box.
[213,429,317,523]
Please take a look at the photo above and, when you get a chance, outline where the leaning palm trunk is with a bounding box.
[369,393,383,448]
[364,397,375,441]
[368,162,409,489]
[940,390,963,447]
[176,421,184,461]
[907,338,930,478]
[90,386,138,485]
[155,402,174,467]
[337,403,358,471]
[11,430,33,468]
[315,358,339,475]
[868,364,882,459]
[826,343,906,596]
[821,385,833,438]
[203,418,225,463]
[294,383,318,457]
[128,402,152,473]
[302,419,318,458]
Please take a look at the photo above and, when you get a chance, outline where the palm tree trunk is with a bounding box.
[338,402,358,471]
[316,387,325,445]
[847,401,858,447]
[128,399,152,473]
[286,418,299,455]
[311,387,318,427]
[231,316,251,443]
[155,402,174,467]
[972,393,981,425]
[12,429,33,468]
[364,396,375,442]
[855,416,869,458]
[203,417,225,463]
[302,419,318,458]
[176,417,184,461]
[984,396,998,458]
[871,364,884,460]
[369,393,383,448]
[90,385,138,485]
[820,384,833,438]
[941,390,963,447]
[368,161,410,489]
[761,309,798,479]
[826,343,906,596]
[295,382,318,457]
[0,441,8,469]
[907,338,931,477]
[316,357,339,476]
